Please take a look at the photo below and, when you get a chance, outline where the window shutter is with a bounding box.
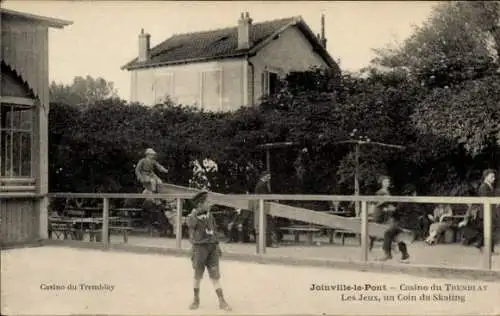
[261,70,269,96]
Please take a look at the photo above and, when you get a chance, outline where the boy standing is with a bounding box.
[186,192,231,311]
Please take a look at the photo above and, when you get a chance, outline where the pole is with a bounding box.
[360,200,368,262]
[102,198,109,245]
[176,198,182,249]
[266,148,271,173]
[482,202,492,270]
[354,143,360,217]
[258,199,266,254]
[266,148,272,192]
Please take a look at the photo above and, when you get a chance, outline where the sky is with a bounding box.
[3,1,439,100]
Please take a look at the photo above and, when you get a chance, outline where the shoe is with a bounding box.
[219,300,232,311]
[377,254,392,261]
[400,254,410,263]
[189,300,199,310]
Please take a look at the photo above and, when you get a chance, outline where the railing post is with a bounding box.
[176,198,182,249]
[360,200,368,262]
[258,199,266,254]
[482,202,492,270]
[102,198,109,245]
[39,196,49,240]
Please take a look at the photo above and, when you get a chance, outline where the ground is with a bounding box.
[1,246,499,315]
[114,234,500,271]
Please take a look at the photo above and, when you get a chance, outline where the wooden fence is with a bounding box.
[2,192,498,270]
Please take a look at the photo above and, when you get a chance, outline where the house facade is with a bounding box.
[122,13,340,111]
[0,9,72,247]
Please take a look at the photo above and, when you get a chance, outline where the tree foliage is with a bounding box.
[50,75,119,107]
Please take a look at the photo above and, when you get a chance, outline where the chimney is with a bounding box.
[138,28,151,62]
[238,12,252,50]
[320,14,327,48]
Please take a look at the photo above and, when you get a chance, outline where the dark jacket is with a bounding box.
[476,182,499,227]
[252,180,271,230]
[186,210,218,245]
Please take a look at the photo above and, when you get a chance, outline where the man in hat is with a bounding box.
[475,168,498,253]
[186,192,231,311]
[135,148,169,192]
[252,171,278,249]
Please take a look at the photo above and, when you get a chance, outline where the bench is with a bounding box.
[330,229,361,245]
[280,226,321,245]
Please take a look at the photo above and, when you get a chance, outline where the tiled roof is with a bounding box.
[122,16,336,70]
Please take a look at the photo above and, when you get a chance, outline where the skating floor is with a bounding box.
[2,246,499,315]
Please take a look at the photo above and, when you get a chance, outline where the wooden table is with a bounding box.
[49,216,119,241]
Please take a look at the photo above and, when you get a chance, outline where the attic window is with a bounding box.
[153,44,184,57]
[214,36,229,43]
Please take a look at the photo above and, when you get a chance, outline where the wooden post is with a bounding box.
[102,198,109,245]
[360,200,368,262]
[354,143,360,217]
[258,199,266,254]
[266,149,272,192]
[39,196,49,239]
[176,198,182,249]
[482,202,492,270]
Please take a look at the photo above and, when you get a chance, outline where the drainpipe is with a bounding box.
[247,56,255,106]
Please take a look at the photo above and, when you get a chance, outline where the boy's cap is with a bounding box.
[191,191,209,206]
[145,148,156,155]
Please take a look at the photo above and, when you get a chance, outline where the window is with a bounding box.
[153,73,174,104]
[0,99,34,185]
[200,69,222,111]
[174,70,201,107]
[261,70,280,97]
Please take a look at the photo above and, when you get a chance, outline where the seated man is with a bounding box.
[425,204,453,245]
[226,208,253,243]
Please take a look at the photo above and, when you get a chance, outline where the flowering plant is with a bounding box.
[188,158,219,191]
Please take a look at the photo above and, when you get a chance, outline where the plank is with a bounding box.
[158,183,414,240]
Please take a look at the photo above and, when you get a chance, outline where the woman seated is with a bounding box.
[425,204,453,245]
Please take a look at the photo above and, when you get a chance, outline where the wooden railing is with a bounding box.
[39,192,500,270]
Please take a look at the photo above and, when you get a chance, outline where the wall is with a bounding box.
[1,13,52,246]
[249,26,330,104]
[1,14,49,195]
[130,59,247,111]
[0,199,38,245]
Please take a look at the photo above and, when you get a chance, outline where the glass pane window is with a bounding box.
[0,103,33,178]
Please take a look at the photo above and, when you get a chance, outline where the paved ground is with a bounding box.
[2,246,499,315]
[105,233,500,271]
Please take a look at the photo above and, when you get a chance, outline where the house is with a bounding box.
[122,13,341,111]
[0,9,72,247]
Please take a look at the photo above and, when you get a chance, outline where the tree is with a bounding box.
[50,75,119,107]
[372,1,498,89]
[371,1,500,163]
